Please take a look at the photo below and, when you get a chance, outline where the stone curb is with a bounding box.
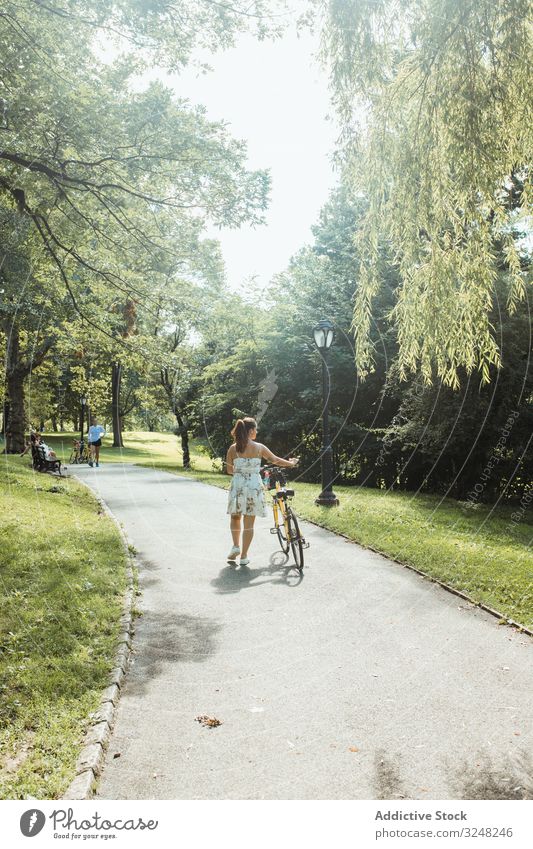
[62,488,137,800]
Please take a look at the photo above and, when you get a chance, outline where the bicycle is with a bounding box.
[69,438,90,464]
[261,465,309,573]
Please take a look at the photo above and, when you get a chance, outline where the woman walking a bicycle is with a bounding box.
[226,416,298,566]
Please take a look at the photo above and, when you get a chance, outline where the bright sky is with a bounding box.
[166,26,339,290]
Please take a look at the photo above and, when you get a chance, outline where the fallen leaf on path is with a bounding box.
[195,715,222,728]
[113,752,121,759]
[348,747,359,753]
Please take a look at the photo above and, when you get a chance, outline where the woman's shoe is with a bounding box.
[239,557,250,567]
[227,545,240,561]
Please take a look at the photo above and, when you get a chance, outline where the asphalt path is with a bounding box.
[73,463,533,800]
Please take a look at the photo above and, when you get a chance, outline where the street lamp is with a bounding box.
[313,319,339,506]
[80,397,86,443]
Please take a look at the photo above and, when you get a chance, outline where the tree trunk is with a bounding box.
[4,326,25,453]
[174,408,190,469]
[111,361,124,448]
[51,415,58,432]
[5,370,26,453]
[1,401,9,436]
[3,322,55,452]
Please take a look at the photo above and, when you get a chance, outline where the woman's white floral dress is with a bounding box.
[227,456,268,517]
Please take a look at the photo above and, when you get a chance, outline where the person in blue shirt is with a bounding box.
[88,418,106,467]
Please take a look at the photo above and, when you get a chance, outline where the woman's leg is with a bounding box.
[230,513,242,548]
[241,515,256,558]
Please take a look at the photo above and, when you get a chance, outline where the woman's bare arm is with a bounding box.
[225,444,236,475]
[259,444,298,468]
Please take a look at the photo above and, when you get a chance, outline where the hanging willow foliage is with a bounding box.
[318,0,532,385]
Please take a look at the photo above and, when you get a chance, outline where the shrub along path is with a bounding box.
[74,462,532,800]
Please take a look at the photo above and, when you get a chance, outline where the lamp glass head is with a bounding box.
[313,319,334,350]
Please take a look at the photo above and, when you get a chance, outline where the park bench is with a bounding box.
[33,443,62,476]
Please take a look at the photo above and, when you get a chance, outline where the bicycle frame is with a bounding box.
[272,486,291,543]
[262,465,306,567]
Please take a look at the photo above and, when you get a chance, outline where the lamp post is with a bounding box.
[80,397,86,444]
[313,319,339,506]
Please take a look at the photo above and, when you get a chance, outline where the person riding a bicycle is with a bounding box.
[225,416,298,567]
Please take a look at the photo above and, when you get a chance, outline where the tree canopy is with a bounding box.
[1,0,531,504]
[0,0,279,450]
[317,0,532,385]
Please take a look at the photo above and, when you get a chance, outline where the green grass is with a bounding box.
[50,428,532,630]
[0,456,128,799]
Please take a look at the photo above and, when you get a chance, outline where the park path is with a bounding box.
[74,463,532,800]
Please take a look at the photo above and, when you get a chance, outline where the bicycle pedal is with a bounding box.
[269,527,278,535]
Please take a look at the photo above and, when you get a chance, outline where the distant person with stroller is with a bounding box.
[88,418,106,467]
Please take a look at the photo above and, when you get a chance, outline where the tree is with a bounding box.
[377,275,533,501]
[0,1,276,450]
[317,0,532,385]
[0,1,273,311]
[195,186,399,480]
[0,209,64,452]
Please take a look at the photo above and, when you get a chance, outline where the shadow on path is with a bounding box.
[211,551,303,594]
[126,611,221,696]
[451,751,533,800]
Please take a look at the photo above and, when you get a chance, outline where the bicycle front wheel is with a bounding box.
[287,508,304,572]
[274,500,290,554]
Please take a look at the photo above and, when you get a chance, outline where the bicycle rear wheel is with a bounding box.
[287,508,304,572]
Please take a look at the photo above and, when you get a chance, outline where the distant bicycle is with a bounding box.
[261,465,309,573]
[69,438,90,464]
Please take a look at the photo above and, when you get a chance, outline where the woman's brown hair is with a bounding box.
[231,416,257,454]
